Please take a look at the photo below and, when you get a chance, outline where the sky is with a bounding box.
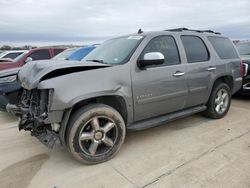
[0,0,249,46]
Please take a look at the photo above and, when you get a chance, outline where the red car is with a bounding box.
[0,47,65,71]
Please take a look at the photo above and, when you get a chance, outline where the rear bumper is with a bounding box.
[233,77,243,94]
[237,77,250,95]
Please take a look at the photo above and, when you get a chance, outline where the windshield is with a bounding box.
[236,43,250,55]
[83,35,144,64]
[52,48,78,60]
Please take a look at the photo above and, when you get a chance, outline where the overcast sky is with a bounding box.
[0,0,249,46]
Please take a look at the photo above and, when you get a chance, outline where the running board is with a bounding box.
[127,105,207,131]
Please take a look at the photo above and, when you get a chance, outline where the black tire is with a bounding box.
[66,104,126,164]
[203,82,231,119]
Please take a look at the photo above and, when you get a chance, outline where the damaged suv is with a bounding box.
[7,28,242,164]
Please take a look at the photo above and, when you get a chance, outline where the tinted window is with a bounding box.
[208,37,239,59]
[181,36,209,63]
[2,52,23,59]
[141,36,180,66]
[29,50,50,61]
[54,49,64,56]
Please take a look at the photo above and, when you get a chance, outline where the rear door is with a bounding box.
[180,35,214,107]
[132,35,188,121]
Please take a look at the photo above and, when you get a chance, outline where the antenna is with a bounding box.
[138,28,143,34]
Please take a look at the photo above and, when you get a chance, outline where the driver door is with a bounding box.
[132,35,188,121]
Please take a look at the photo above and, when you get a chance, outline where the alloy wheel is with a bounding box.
[214,88,229,114]
[78,116,118,156]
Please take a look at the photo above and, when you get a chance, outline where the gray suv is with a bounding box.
[8,28,242,164]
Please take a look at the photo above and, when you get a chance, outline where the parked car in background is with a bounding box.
[67,46,96,61]
[0,51,28,63]
[0,58,15,63]
[0,68,21,111]
[235,41,250,95]
[0,50,27,60]
[0,47,65,71]
[7,28,242,164]
[0,46,95,111]
[53,46,96,61]
[52,48,79,60]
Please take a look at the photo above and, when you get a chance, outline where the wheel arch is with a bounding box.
[59,95,130,146]
[206,75,234,104]
[212,75,234,92]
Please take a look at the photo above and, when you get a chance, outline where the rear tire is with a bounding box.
[66,104,126,164]
[203,82,231,119]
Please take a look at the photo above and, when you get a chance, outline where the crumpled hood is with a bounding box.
[18,60,110,90]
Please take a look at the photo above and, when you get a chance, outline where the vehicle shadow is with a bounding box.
[232,94,250,101]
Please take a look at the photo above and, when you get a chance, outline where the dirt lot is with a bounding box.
[0,96,249,188]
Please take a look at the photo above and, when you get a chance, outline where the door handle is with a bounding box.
[207,66,216,71]
[173,71,185,77]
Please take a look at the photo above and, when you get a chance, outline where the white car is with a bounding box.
[0,50,28,61]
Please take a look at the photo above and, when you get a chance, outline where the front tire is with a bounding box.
[204,82,231,119]
[66,104,126,164]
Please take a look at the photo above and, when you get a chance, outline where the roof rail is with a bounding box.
[165,28,221,35]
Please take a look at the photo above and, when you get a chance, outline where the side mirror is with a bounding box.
[25,57,33,63]
[138,52,164,69]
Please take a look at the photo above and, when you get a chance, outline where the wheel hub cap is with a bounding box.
[78,116,117,156]
[94,131,103,141]
[215,88,229,114]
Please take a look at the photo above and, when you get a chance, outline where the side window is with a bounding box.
[141,36,180,66]
[3,52,23,59]
[181,36,209,63]
[208,36,239,59]
[54,49,64,56]
[29,50,50,61]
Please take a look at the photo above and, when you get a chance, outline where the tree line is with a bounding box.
[0,45,36,50]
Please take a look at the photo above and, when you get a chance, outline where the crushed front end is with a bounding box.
[6,89,59,148]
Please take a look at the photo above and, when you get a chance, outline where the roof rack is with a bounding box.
[165,28,221,35]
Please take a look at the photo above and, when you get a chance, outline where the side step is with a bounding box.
[127,105,207,131]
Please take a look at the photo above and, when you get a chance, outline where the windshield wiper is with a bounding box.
[86,59,107,64]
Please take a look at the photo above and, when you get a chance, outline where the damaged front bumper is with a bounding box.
[6,89,60,148]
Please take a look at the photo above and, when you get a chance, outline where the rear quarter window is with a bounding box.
[208,36,239,59]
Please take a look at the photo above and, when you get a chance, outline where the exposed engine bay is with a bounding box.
[7,89,59,148]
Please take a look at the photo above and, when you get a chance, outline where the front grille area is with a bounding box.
[20,89,49,119]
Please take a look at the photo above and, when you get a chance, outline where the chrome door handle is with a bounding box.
[207,67,216,71]
[173,71,185,77]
